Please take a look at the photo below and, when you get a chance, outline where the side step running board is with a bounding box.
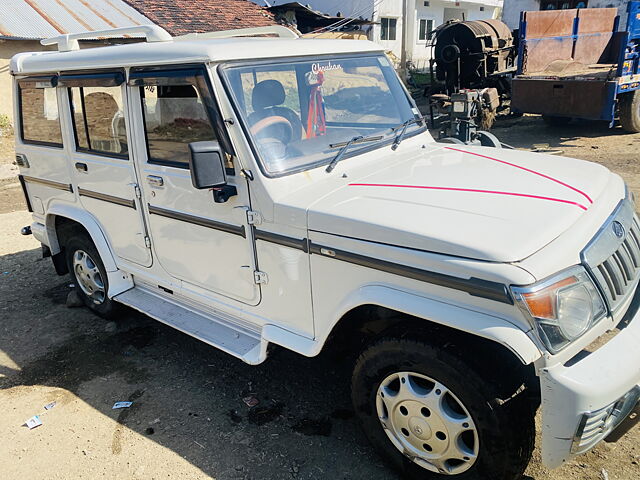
[114,287,266,364]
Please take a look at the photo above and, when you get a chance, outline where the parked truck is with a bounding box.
[511,1,640,132]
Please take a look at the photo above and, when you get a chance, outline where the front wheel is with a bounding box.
[351,338,534,480]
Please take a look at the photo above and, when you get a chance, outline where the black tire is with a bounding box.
[619,91,640,133]
[542,115,571,126]
[352,338,534,480]
[64,232,120,319]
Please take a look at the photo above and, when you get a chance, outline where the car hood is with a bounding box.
[307,144,611,262]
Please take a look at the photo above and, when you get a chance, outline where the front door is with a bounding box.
[127,65,260,305]
[63,71,151,266]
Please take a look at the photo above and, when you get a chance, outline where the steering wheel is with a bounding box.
[250,115,294,144]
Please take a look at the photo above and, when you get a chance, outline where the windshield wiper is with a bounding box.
[325,135,384,173]
[391,116,426,150]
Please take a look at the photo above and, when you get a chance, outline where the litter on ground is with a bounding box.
[112,401,133,409]
[25,416,42,429]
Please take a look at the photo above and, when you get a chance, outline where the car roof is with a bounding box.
[11,37,384,75]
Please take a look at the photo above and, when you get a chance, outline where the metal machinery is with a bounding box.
[431,19,517,96]
[431,89,502,148]
[426,19,517,145]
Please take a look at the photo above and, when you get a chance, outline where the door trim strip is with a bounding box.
[148,205,246,238]
[22,175,73,192]
[254,229,308,252]
[78,188,136,209]
[308,242,513,304]
[251,227,512,304]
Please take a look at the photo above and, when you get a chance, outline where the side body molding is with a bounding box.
[265,285,542,365]
[44,201,134,296]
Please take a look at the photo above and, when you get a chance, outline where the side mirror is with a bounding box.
[188,141,227,189]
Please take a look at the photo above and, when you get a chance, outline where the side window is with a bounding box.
[19,83,63,147]
[140,84,217,168]
[69,86,128,158]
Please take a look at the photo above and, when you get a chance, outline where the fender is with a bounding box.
[45,201,134,296]
[264,284,542,365]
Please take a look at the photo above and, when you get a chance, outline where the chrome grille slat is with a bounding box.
[604,259,624,295]
[616,248,634,280]
[582,195,640,313]
[597,264,616,300]
[622,239,638,268]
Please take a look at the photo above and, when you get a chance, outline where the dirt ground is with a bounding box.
[1,118,640,480]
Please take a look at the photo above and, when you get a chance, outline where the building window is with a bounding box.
[418,18,434,41]
[69,86,128,158]
[380,17,397,41]
[19,84,63,147]
[423,1,430,6]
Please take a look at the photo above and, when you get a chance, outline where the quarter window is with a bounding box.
[381,18,397,41]
[19,83,63,147]
[69,86,128,158]
[140,83,218,168]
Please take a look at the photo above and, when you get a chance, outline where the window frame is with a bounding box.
[417,17,435,43]
[380,17,398,41]
[63,70,129,160]
[129,64,235,171]
[17,75,64,149]
[218,53,427,179]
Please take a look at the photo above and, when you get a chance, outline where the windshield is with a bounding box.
[222,54,423,176]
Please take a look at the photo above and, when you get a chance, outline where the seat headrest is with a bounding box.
[252,80,286,111]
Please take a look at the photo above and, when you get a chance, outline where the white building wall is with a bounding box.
[302,0,502,66]
[407,1,501,68]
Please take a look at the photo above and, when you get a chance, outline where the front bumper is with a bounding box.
[540,290,640,468]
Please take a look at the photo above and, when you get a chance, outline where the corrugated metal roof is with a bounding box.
[0,0,155,40]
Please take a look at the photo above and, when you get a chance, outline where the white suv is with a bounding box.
[11,25,640,480]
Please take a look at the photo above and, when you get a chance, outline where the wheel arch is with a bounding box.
[44,202,133,296]
[45,203,117,271]
[318,285,542,366]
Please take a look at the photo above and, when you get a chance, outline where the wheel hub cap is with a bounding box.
[72,249,105,305]
[376,372,479,475]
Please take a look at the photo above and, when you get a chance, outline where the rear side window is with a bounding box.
[19,83,63,147]
[140,84,217,168]
[69,86,128,158]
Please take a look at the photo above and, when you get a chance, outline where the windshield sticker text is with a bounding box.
[311,61,343,74]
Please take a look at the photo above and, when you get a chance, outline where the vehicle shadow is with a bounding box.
[0,247,398,479]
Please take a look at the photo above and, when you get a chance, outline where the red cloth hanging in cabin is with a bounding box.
[306,71,326,138]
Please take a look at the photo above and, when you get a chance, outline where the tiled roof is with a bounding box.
[0,0,154,40]
[122,0,277,35]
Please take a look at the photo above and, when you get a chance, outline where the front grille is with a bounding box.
[582,194,640,313]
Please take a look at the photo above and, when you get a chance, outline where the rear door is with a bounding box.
[61,71,151,266]
[127,65,260,305]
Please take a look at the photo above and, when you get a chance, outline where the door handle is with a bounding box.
[75,162,88,172]
[147,175,164,187]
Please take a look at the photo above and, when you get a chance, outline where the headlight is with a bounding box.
[512,266,607,353]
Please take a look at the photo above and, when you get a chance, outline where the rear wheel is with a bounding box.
[619,90,640,133]
[64,232,119,319]
[352,338,535,480]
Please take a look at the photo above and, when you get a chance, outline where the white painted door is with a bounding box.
[127,65,260,306]
[62,72,151,267]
